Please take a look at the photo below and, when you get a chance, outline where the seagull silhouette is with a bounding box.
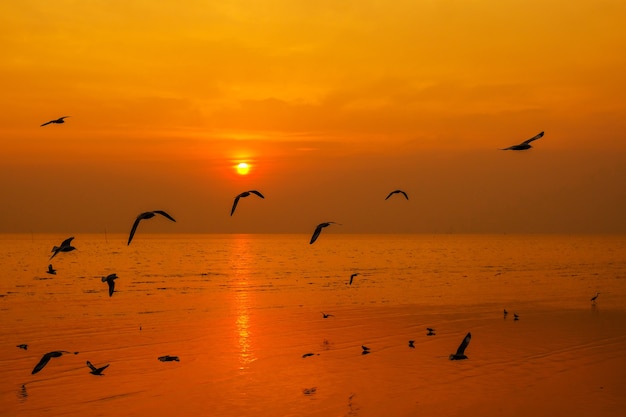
[310,222,340,244]
[158,355,180,362]
[127,211,176,245]
[230,190,264,216]
[46,264,57,275]
[101,273,118,297]
[385,190,408,200]
[40,116,69,127]
[50,237,75,260]
[86,361,109,375]
[449,332,471,360]
[349,273,359,285]
[31,350,78,374]
[500,131,544,150]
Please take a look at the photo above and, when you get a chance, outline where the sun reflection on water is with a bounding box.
[229,236,257,370]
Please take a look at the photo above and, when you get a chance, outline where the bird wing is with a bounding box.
[107,279,115,297]
[384,191,394,200]
[86,361,97,372]
[400,191,409,200]
[250,190,264,198]
[522,131,544,145]
[127,217,143,245]
[154,210,176,222]
[32,354,53,374]
[310,225,323,244]
[455,332,471,355]
[230,196,241,216]
[49,249,60,260]
[60,237,75,248]
[40,120,53,126]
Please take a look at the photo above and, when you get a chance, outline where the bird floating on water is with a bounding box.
[31,350,79,374]
[17,344,28,350]
[50,237,75,260]
[500,131,544,150]
[40,116,69,127]
[503,309,508,318]
[230,190,264,216]
[591,292,600,303]
[102,273,118,297]
[449,332,471,360]
[385,190,408,200]
[427,328,436,336]
[302,352,318,358]
[310,222,340,244]
[513,313,520,321]
[46,264,57,275]
[321,312,334,318]
[349,273,359,285]
[408,340,415,348]
[158,355,180,362]
[361,345,371,355]
[86,361,109,375]
[127,211,176,245]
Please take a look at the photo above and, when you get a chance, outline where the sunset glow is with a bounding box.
[236,162,250,176]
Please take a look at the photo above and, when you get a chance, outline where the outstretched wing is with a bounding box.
[40,120,53,127]
[230,196,241,216]
[127,217,143,245]
[455,332,471,356]
[310,225,324,244]
[60,237,74,248]
[249,190,264,198]
[154,210,176,222]
[384,191,394,200]
[399,191,409,200]
[86,361,97,372]
[32,353,53,374]
[522,131,544,145]
[107,279,115,297]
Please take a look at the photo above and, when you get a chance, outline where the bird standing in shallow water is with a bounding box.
[127,211,176,245]
[230,190,264,216]
[31,351,78,374]
[449,332,471,360]
[591,292,600,304]
[40,116,69,127]
[102,273,118,297]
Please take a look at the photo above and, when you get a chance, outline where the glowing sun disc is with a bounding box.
[236,162,250,175]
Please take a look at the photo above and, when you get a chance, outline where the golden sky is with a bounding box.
[1,0,625,234]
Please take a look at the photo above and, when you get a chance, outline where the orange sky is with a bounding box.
[1,0,626,234]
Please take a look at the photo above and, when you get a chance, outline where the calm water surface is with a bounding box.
[1,234,625,416]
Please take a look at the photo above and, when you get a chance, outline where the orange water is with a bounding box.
[1,234,625,416]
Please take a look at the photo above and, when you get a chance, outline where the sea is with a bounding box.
[1,234,625,417]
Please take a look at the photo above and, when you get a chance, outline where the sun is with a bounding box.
[236,162,250,175]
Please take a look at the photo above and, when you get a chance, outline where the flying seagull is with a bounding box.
[31,350,79,374]
[500,131,544,150]
[158,355,180,362]
[349,273,359,285]
[46,264,57,275]
[230,190,264,216]
[591,292,600,303]
[101,273,118,297]
[40,116,69,127]
[310,222,340,244]
[17,344,28,350]
[127,211,176,245]
[449,332,471,360]
[385,190,409,200]
[86,361,109,376]
[50,237,75,260]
